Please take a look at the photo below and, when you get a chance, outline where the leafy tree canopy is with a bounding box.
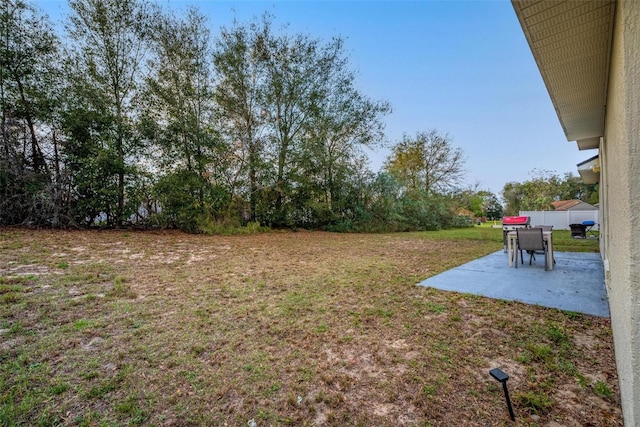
[501,169,598,216]
[384,129,465,195]
[0,0,495,233]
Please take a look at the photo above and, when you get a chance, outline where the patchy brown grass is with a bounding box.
[0,228,620,426]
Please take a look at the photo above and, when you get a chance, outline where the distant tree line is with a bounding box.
[1,0,498,233]
[501,169,598,216]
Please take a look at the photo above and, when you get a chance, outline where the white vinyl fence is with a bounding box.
[519,210,600,231]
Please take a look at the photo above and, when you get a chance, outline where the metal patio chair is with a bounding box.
[531,225,555,264]
[516,227,549,270]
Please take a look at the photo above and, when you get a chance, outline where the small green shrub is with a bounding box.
[49,383,70,396]
[528,343,553,362]
[0,283,24,294]
[516,391,553,414]
[423,385,437,396]
[86,381,117,399]
[73,319,94,331]
[200,220,269,236]
[0,279,28,305]
[107,277,137,299]
[546,323,570,344]
[1,292,22,304]
[594,381,613,398]
[314,323,329,333]
[426,302,447,314]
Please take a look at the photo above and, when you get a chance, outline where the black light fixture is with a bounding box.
[490,368,515,421]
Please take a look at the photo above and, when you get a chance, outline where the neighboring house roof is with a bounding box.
[551,200,578,211]
[551,199,597,211]
[511,1,616,150]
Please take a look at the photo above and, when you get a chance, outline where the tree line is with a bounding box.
[3,0,495,233]
[501,170,598,216]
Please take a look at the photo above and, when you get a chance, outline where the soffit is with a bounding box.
[578,167,600,184]
[577,154,600,184]
[512,0,616,142]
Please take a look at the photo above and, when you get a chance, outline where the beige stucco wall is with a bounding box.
[602,0,640,424]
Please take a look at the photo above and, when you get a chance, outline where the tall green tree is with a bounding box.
[0,0,57,173]
[142,8,224,229]
[64,0,152,226]
[259,26,390,226]
[213,16,270,223]
[385,129,466,195]
[259,27,332,225]
[301,54,390,224]
[0,0,60,225]
[557,172,598,204]
[214,15,390,227]
[144,8,216,174]
[452,186,503,219]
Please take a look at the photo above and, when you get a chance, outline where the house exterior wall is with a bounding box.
[602,1,640,424]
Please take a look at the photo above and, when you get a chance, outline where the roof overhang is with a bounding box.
[511,0,616,148]
[577,154,600,184]
[577,136,601,150]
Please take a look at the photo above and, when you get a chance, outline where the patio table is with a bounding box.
[507,230,554,271]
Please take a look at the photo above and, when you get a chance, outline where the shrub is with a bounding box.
[516,391,553,414]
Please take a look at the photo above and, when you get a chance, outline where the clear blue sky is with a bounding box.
[38,0,598,197]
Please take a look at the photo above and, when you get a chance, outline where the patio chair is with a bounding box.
[569,223,587,238]
[516,227,549,270]
[531,225,555,264]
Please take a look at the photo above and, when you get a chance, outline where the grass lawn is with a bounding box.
[0,227,620,426]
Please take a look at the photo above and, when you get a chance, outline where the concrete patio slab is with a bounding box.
[417,250,610,317]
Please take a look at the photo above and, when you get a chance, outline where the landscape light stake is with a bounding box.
[490,368,515,421]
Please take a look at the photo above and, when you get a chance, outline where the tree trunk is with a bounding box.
[15,77,47,176]
[117,123,125,227]
[249,140,257,222]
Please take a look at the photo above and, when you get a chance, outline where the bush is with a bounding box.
[516,391,553,414]
[199,220,269,236]
[151,170,233,233]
